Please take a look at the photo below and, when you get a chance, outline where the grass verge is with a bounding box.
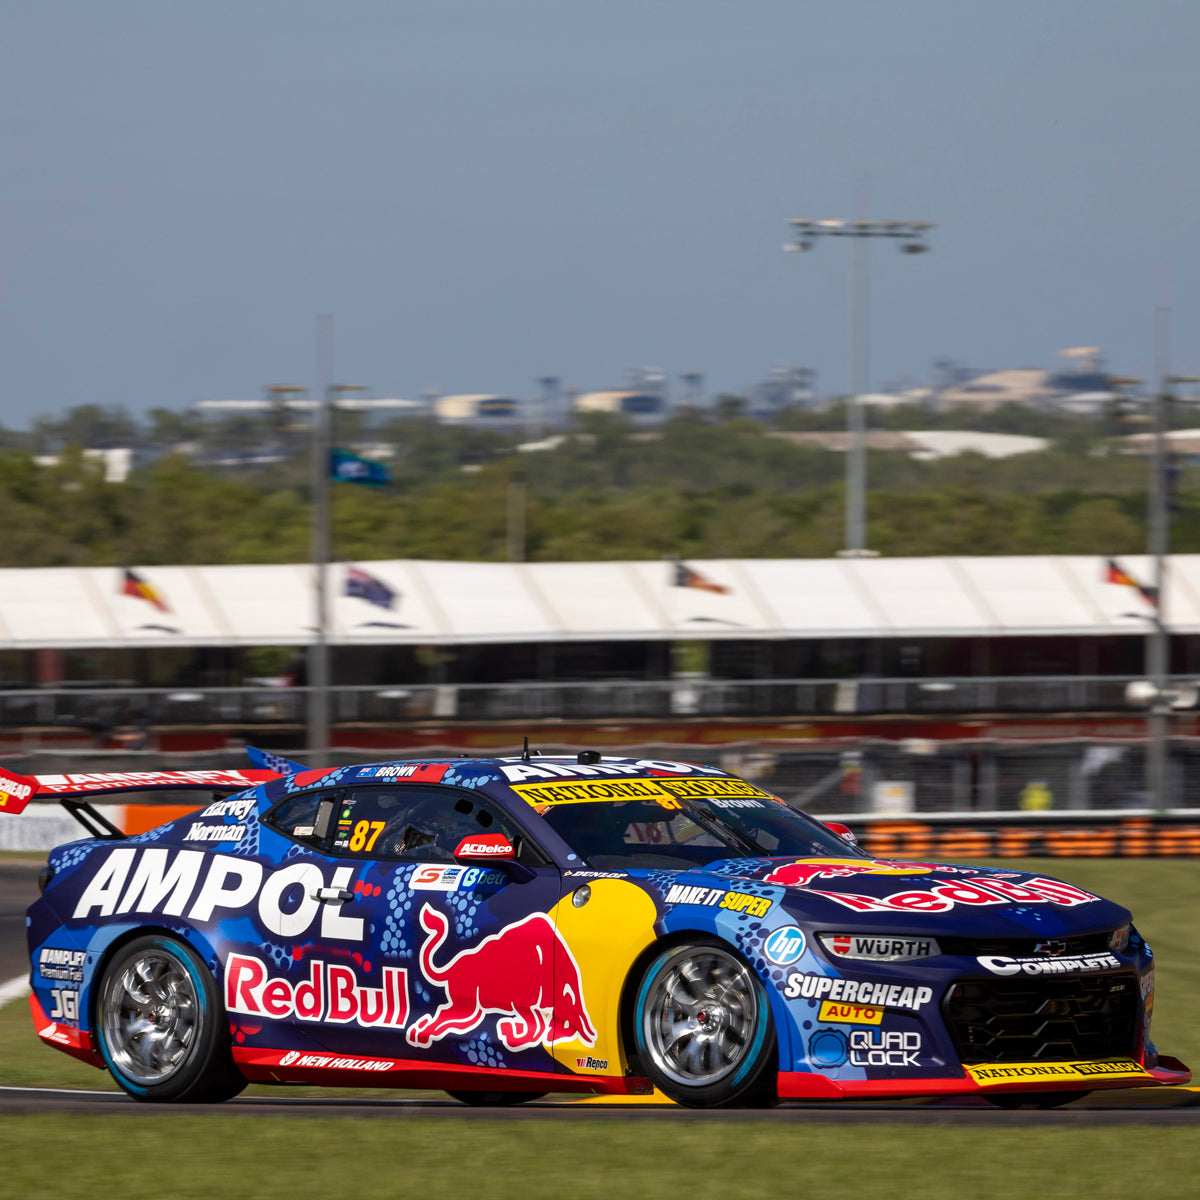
[5,1116,1200,1200]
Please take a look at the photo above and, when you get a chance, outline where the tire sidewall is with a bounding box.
[633,937,777,1108]
[96,933,232,1103]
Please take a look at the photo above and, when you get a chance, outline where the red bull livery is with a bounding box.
[6,752,1188,1108]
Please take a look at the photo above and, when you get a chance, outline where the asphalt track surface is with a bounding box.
[3,1085,1200,1123]
[4,858,1200,1123]
[0,858,39,983]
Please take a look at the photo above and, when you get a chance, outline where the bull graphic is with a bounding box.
[405,903,598,1051]
[764,858,937,888]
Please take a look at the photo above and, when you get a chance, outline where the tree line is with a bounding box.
[0,403,1187,566]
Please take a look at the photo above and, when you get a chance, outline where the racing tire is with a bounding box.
[445,1090,547,1106]
[95,934,246,1103]
[983,1090,1090,1110]
[632,937,777,1108]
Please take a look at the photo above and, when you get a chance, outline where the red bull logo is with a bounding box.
[764,859,940,888]
[406,903,597,1052]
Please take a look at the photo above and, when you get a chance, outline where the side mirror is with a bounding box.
[454,832,516,862]
[825,821,857,845]
[453,832,538,883]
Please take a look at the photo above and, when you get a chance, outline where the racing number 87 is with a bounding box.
[348,820,385,852]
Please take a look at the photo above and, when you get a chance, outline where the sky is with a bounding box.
[2,1,1199,426]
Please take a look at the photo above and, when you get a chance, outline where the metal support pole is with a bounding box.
[1147,309,1171,808]
[784,216,931,558]
[846,235,869,554]
[507,481,526,562]
[309,315,333,768]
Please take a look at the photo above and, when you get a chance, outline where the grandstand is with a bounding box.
[2,554,1197,818]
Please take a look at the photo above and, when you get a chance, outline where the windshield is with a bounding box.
[540,794,869,871]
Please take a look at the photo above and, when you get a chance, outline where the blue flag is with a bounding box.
[330,448,391,486]
[345,565,397,610]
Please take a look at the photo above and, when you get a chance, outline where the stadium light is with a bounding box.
[784,216,933,556]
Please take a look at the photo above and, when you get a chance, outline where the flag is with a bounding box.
[120,568,170,613]
[669,558,731,595]
[345,565,397,610]
[330,448,391,486]
[1104,558,1158,606]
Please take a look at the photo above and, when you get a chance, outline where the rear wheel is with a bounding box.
[633,938,776,1108]
[984,1090,1090,1110]
[445,1090,547,1106]
[96,934,245,1103]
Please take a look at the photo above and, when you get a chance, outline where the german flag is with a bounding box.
[120,568,170,613]
[1104,558,1158,606]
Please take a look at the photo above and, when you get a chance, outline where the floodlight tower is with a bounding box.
[784,217,933,556]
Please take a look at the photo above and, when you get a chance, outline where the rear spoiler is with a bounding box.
[0,766,281,839]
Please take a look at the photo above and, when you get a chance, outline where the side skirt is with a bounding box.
[232,1045,654,1095]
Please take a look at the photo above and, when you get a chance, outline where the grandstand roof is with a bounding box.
[0,556,1191,649]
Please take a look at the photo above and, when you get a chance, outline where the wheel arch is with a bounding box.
[617,928,788,1082]
[85,922,224,1036]
[87,923,246,1102]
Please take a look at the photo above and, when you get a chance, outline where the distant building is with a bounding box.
[432,394,523,425]
[572,390,665,422]
[936,368,1055,412]
[1117,428,1200,461]
[767,430,1047,459]
[747,365,816,418]
[933,348,1117,415]
[33,447,133,483]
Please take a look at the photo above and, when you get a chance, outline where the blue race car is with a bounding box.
[1,752,1187,1108]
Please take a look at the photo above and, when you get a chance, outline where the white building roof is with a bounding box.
[0,555,1190,648]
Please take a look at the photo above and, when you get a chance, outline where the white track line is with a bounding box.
[0,974,30,1006]
[0,1085,117,1096]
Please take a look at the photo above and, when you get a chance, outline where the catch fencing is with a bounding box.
[5,736,1200,856]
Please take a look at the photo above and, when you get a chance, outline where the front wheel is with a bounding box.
[632,938,776,1108]
[96,934,245,1103]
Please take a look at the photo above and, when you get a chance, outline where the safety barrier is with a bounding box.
[829,811,1200,859]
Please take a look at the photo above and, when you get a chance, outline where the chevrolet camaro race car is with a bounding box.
[0,752,1188,1108]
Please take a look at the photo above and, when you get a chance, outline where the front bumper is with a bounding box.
[778,1055,1191,1100]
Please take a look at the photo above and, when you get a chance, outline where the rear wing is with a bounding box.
[0,766,36,814]
[0,767,281,839]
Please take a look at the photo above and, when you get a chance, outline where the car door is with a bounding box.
[308,782,569,1074]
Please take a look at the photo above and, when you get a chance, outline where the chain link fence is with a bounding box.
[5,737,1200,815]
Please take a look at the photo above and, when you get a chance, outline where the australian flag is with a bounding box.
[330,448,391,486]
[345,565,397,610]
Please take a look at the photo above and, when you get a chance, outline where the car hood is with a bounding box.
[688,856,1131,938]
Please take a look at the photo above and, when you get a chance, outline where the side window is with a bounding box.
[263,790,337,850]
[329,785,529,862]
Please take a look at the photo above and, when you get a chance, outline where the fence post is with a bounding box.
[1067,745,1087,810]
[979,751,998,811]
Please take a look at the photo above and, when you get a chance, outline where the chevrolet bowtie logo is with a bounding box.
[1033,939,1068,956]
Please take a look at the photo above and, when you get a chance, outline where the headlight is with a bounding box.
[1108,923,1131,953]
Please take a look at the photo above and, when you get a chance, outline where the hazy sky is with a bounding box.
[2,1,1198,426]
